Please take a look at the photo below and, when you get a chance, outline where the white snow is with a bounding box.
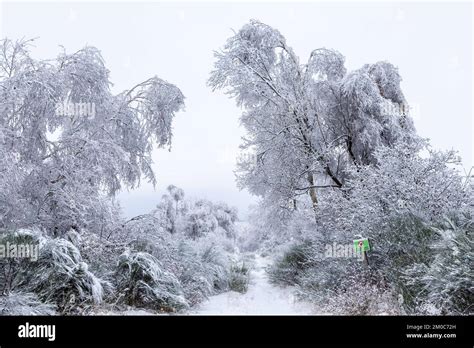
[92,307,159,316]
[191,254,316,315]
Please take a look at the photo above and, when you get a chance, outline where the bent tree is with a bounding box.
[0,39,185,235]
[209,20,417,212]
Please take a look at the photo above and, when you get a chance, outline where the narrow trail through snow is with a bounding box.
[192,254,315,315]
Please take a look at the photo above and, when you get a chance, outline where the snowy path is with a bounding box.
[191,254,315,315]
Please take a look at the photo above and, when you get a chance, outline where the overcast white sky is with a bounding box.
[1,1,472,219]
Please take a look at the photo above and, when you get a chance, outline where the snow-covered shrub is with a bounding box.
[229,262,250,293]
[268,240,315,286]
[294,256,403,315]
[403,215,473,315]
[200,243,231,292]
[0,229,42,294]
[0,184,239,313]
[179,270,213,306]
[119,212,177,264]
[114,250,188,312]
[345,143,468,224]
[362,213,435,311]
[120,212,169,243]
[102,233,224,312]
[73,229,125,279]
[0,292,56,315]
[113,191,240,309]
[19,238,106,314]
[311,142,470,244]
[312,282,402,315]
[160,237,237,305]
[170,241,214,305]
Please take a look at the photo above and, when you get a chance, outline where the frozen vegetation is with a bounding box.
[0,20,472,316]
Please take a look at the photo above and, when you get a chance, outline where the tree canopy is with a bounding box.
[209,20,417,210]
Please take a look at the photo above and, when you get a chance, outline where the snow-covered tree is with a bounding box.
[209,20,416,211]
[0,38,185,235]
[167,185,185,214]
[184,200,219,240]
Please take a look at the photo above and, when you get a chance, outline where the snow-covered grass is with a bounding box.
[0,292,56,315]
[90,305,160,316]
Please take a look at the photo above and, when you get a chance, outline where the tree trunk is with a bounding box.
[307,172,318,209]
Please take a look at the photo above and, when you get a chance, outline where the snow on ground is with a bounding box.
[191,254,316,315]
[92,307,158,315]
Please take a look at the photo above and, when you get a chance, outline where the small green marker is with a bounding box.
[353,238,370,253]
